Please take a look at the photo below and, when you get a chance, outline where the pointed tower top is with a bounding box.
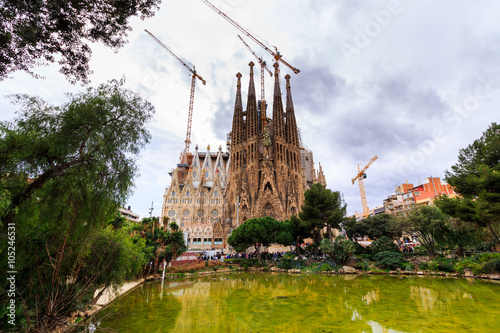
[285,74,294,111]
[232,72,245,145]
[273,62,281,97]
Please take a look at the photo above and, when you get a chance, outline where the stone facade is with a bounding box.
[161,145,230,250]
[161,62,326,249]
[225,62,325,227]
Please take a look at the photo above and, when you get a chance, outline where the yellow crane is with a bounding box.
[201,0,300,74]
[144,29,206,164]
[351,155,378,218]
[237,34,272,126]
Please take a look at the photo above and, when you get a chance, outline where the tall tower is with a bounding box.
[226,63,306,225]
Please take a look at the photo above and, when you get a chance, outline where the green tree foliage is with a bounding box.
[370,236,400,254]
[320,236,355,266]
[373,251,405,270]
[435,122,500,245]
[402,205,448,258]
[0,0,161,83]
[299,183,346,241]
[0,79,154,331]
[440,217,482,257]
[344,213,402,241]
[275,215,311,259]
[160,222,188,268]
[227,217,279,263]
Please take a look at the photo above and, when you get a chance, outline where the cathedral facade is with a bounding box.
[161,62,325,249]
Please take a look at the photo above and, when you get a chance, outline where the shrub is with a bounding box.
[482,259,500,274]
[320,237,355,266]
[320,263,332,272]
[373,251,405,270]
[403,262,414,272]
[278,252,296,270]
[454,258,482,275]
[418,262,429,270]
[435,257,456,272]
[370,236,400,254]
[476,253,500,263]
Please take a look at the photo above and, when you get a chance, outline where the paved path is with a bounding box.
[94,280,143,306]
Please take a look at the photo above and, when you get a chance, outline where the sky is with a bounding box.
[1,0,499,218]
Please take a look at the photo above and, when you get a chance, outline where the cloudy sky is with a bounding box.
[1,0,499,218]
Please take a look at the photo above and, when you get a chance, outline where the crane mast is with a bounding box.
[201,0,300,74]
[237,35,272,126]
[351,155,378,218]
[144,29,206,159]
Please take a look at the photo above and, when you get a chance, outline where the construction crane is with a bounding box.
[237,34,272,126]
[201,0,300,74]
[144,29,206,163]
[351,155,378,218]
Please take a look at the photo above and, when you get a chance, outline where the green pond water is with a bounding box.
[96,273,500,333]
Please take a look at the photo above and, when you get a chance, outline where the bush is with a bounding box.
[278,252,297,270]
[320,237,355,266]
[373,251,405,270]
[435,257,456,272]
[418,262,429,270]
[320,263,332,272]
[482,259,500,274]
[455,258,482,275]
[370,236,400,254]
[476,253,500,263]
[403,262,414,272]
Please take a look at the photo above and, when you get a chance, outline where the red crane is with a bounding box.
[144,29,206,162]
[351,155,378,218]
[201,0,300,74]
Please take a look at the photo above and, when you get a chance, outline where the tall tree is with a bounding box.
[0,0,161,83]
[344,213,402,241]
[275,215,312,260]
[402,205,448,258]
[435,122,500,246]
[299,183,346,241]
[0,79,154,331]
[227,217,278,263]
[0,78,154,227]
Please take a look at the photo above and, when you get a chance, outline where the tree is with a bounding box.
[440,217,482,257]
[320,236,356,266]
[435,122,500,246]
[227,217,279,263]
[160,222,187,268]
[402,205,448,258]
[0,79,154,331]
[299,183,346,241]
[275,215,311,260]
[0,0,161,83]
[344,213,402,241]
[0,78,154,227]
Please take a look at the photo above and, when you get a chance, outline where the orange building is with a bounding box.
[383,177,457,214]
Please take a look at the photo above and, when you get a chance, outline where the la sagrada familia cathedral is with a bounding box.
[161,62,326,250]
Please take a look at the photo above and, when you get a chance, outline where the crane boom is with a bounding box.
[201,0,300,74]
[145,29,206,155]
[238,35,272,77]
[352,155,378,218]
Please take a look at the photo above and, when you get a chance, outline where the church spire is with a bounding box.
[285,74,300,147]
[272,62,285,140]
[232,72,245,145]
[246,62,259,139]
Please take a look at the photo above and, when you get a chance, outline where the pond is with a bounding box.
[96,273,499,332]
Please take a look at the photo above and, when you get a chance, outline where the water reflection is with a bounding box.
[97,273,500,333]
